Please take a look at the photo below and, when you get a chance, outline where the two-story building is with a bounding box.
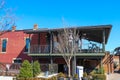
[24,24,113,74]
[0,24,113,75]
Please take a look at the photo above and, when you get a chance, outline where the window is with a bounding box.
[24,38,30,52]
[13,58,22,63]
[2,39,7,52]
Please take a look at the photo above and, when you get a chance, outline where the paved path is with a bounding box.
[107,73,120,80]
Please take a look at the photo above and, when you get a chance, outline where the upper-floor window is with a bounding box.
[2,39,7,52]
[24,38,30,52]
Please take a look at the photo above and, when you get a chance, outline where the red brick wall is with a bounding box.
[31,34,39,45]
[0,31,48,64]
[40,33,47,45]
[31,33,47,45]
[0,31,31,63]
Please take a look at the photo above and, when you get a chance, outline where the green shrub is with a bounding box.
[98,67,104,74]
[94,67,105,74]
[19,60,33,78]
[92,74,106,80]
[33,60,41,77]
[14,77,58,80]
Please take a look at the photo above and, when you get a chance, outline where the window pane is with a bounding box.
[2,39,7,52]
[25,38,30,52]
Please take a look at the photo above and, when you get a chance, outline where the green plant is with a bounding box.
[94,67,105,74]
[33,60,41,77]
[83,72,87,77]
[90,70,95,75]
[98,67,105,74]
[50,76,57,80]
[19,60,33,78]
[74,74,78,79]
[58,72,66,78]
[92,74,106,80]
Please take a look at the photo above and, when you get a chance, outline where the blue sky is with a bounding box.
[4,0,120,52]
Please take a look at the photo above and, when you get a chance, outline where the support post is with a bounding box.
[73,36,76,75]
[102,29,105,52]
[28,34,31,53]
[50,31,53,54]
[50,31,54,73]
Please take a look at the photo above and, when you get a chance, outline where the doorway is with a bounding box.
[58,64,64,73]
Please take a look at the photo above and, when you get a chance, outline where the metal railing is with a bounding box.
[29,44,104,54]
[30,45,50,53]
[80,43,103,53]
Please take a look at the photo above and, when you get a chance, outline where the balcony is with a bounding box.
[30,45,50,53]
[29,43,104,55]
[24,25,112,57]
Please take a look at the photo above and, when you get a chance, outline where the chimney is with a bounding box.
[33,24,38,30]
[12,26,16,31]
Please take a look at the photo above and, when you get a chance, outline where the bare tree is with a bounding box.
[0,0,15,75]
[0,0,15,34]
[56,28,79,77]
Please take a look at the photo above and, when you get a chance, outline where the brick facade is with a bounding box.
[0,30,49,64]
[0,31,31,64]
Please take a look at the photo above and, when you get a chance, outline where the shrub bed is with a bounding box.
[92,74,106,80]
[13,76,57,80]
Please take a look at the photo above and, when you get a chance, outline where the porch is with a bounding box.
[24,25,112,56]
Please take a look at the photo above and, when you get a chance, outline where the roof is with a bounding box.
[24,24,112,44]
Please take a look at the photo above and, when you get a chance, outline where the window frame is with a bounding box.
[24,37,30,53]
[1,38,8,53]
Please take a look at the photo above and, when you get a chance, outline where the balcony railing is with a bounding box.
[78,43,103,53]
[29,44,103,54]
[30,45,50,53]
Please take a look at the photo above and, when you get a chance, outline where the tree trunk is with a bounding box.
[68,60,71,78]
